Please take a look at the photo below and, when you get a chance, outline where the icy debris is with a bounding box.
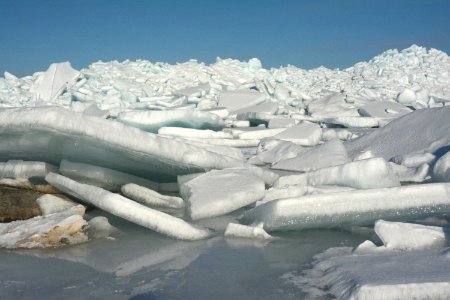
[0,160,58,179]
[36,194,78,215]
[275,157,400,189]
[224,223,272,240]
[374,220,447,251]
[0,107,243,181]
[179,168,265,220]
[433,151,450,182]
[87,216,116,239]
[240,183,450,232]
[45,173,211,240]
[33,62,80,101]
[117,109,225,132]
[272,122,322,146]
[0,205,87,248]
[60,159,159,192]
[390,162,430,183]
[272,139,348,172]
[121,183,185,209]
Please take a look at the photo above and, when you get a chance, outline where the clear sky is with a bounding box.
[1,0,449,77]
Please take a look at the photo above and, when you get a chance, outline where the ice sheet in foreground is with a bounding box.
[240,183,450,231]
[180,168,265,220]
[285,247,450,300]
[0,205,87,248]
[45,173,211,240]
[0,107,243,182]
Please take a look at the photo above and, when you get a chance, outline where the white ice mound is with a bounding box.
[121,183,185,209]
[239,183,450,232]
[433,151,450,182]
[60,159,158,192]
[275,157,400,189]
[346,106,450,161]
[272,139,348,172]
[33,62,79,101]
[45,173,211,240]
[0,107,243,182]
[180,168,265,220]
[0,160,58,179]
[224,223,272,240]
[117,109,224,132]
[36,194,78,215]
[0,205,87,248]
[272,122,322,146]
[375,220,447,251]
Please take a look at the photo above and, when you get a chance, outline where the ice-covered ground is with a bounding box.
[1,45,450,299]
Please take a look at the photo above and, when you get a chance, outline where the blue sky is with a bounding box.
[1,0,449,76]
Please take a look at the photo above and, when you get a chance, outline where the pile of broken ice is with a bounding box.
[1,45,450,298]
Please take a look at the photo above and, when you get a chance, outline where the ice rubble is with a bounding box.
[45,173,211,240]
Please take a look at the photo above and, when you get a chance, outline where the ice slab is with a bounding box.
[180,168,265,220]
[0,160,58,179]
[240,183,450,232]
[272,139,348,172]
[45,173,211,240]
[224,223,272,240]
[358,101,413,123]
[272,122,322,146]
[218,89,266,113]
[0,107,243,182]
[60,159,159,192]
[0,205,87,248]
[36,194,78,215]
[433,151,450,182]
[275,157,400,189]
[33,62,79,101]
[375,220,447,251]
[121,183,185,209]
[268,118,296,129]
[346,106,450,161]
[237,128,286,140]
[308,93,359,118]
[158,127,233,139]
[117,109,225,132]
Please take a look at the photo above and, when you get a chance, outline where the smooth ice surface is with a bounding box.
[45,173,211,240]
[0,107,243,181]
[121,183,185,209]
[218,89,266,113]
[60,159,159,192]
[36,194,78,215]
[275,157,400,189]
[375,220,447,251]
[180,168,265,220]
[224,223,273,240]
[272,122,322,146]
[240,183,450,231]
[0,205,87,248]
[0,160,58,179]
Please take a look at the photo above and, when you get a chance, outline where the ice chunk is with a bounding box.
[60,159,159,192]
[121,183,185,209]
[272,122,322,146]
[268,118,296,129]
[0,160,58,179]
[272,139,348,172]
[234,101,278,115]
[396,88,417,105]
[158,127,233,139]
[224,223,272,240]
[433,151,450,182]
[33,62,79,101]
[346,106,450,161]
[391,152,436,168]
[218,89,266,113]
[322,116,380,128]
[117,109,225,132]
[180,168,265,220]
[391,162,430,183]
[240,183,450,231]
[172,83,210,98]
[87,216,116,239]
[0,107,243,182]
[36,194,78,215]
[0,205,87,248]
[358,101,412,123]
[237,128,286,140]
[375,220,447,251]
[45,173,211,240]
[275,157,400,189]
[308,93,359,118]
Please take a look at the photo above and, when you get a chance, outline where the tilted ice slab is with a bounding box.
[33,62,80,101]
[180,168,265,220]
[121,183,185,209]
[271,122,322,146]
[117,109,224,132]
[272,139,348,172]
[60,159,159,192]
[275,157,400,189]
[346,106,450,161]
[0,107,243,182]
[45,173,211,240]
[0,160,58,179]
[0,205,87,249]
[240,183,450,232]
[289,247,450,300]
[218,89,266,113]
